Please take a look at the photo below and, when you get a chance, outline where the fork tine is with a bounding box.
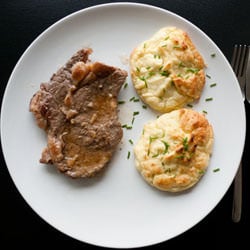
[234,45,243,74]
[231,44,238,70]
[239,45,249,76]
[231,45,249,76]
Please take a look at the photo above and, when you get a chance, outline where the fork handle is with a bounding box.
[232,162,242,223]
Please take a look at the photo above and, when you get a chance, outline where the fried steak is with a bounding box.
[30,48,127,178]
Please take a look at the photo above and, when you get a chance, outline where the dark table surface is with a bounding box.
[1,0,250,248]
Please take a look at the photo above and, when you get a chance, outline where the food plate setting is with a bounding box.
[0,3,245,248]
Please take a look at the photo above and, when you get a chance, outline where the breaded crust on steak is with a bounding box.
[30,48,128,178]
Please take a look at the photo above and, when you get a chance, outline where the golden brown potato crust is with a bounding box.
[134,109,214,192]
[130,27,206,112]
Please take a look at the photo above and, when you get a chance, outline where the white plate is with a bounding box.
[0,3,245,248]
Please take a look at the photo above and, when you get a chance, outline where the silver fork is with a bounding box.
[230,44,249,223]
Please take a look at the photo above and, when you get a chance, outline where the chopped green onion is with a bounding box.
[148,71,156,77]
[138,76,148,88]
[210,53,216,57]
[122,124,132,130]
[160,70,170,77]
[142,104,147,109]
[130,96,139,102]
[199,170,205,175]
[186,68,199,74]
[133,111,140,116]
[131,117,135,124]
[183,137,189,151]
[187,103,193,108]
[149,136,158,144]
[175,154,185,159]
[206,74,211,79]
[165,168,172,173]
[210,83,217,87]
[118,100,126,104]
[161,140,169,154]
[127,151,131,159]
[213,168,220,172]
[178,61,185,68]
[202,110,208,114]
[152,153,160,158]
[129,139,134,145]
[205,97,213,102]
[123,82,128,89]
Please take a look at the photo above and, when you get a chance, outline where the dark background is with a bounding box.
[1,0,250,248]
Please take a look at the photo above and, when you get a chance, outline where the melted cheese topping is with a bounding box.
[130,27,206,112]
[134,109,214,192]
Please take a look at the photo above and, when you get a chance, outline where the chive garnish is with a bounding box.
[133,111,139,116]
[148,71,156,77]
[127,151,131,159]
[138,76,148,88]
[118,100,126,104]
[129,139,134,145]
[160,70,170,77]
[161,140,169,154]
[205,97,213,102]
[202,110,208,114]
[183,137,189,151]
[210,83,217,87]
[178,61,185,68]
[175,155,185,159]
[213,168,220,172]
[123,82,128,89]
[206,74,211,79]
[152,153,160,158]
[165,168,172,173]
[211,53,216,57]
[142,104,147,109]
[187,103,193,108]
[199,170,205,175]
[131,117,135,124]
[122,124,132,129]
[186,68,199,74]
[149,136,158,143]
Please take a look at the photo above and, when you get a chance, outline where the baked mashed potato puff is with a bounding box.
[130,27,206,112]
[134,109,214,192]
